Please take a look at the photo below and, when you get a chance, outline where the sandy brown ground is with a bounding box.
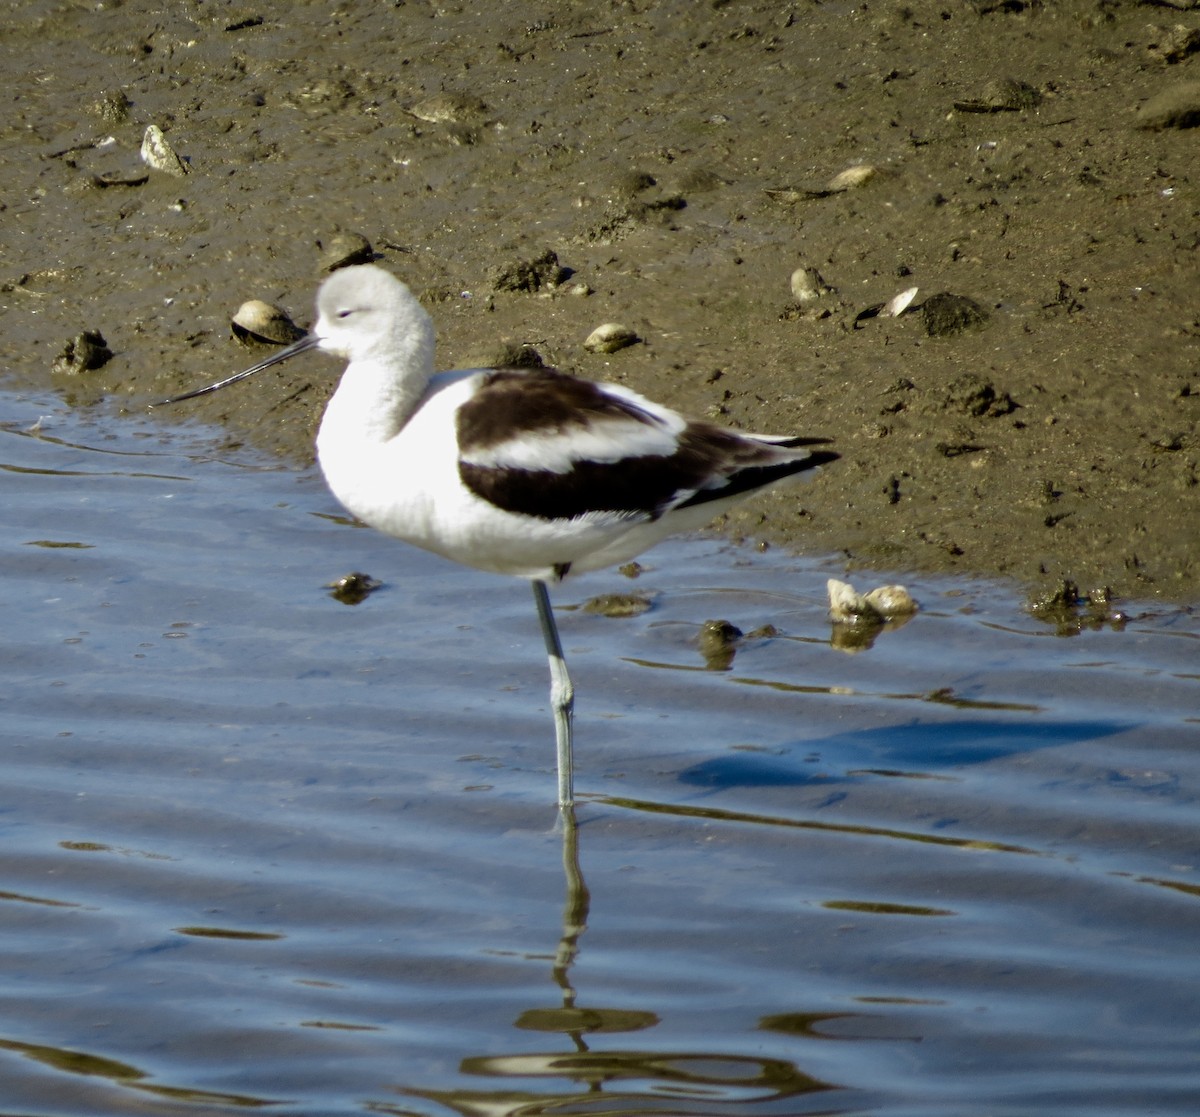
[2,1,1197,608]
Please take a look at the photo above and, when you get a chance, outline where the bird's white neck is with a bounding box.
[316,315,436,452]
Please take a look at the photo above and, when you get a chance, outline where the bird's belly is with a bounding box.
[319,447,647,580]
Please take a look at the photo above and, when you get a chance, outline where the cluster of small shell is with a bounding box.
[828,579,918,624]
[827,579,918,652]
[784,261,920,327]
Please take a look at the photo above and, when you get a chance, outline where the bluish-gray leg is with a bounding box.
[532,579,574,808]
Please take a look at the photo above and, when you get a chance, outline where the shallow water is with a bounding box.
[2,387,1197,1116]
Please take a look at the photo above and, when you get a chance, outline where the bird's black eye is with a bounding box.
[336,309,352,319]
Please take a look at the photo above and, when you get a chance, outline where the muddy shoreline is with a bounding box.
[2,1,1197,606]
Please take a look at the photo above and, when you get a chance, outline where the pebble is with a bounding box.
[406,92,490,125]
[462,340,545,370]
[863,585,918,618]
[91,89,131,124]
[696,619,743,669]
[612,170,657,199]
[945,372,1016,418]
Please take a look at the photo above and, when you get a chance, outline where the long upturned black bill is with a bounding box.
[155,332,323,406]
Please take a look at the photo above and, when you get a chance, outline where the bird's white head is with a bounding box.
[311,264,433,365]
[157,264,437,407]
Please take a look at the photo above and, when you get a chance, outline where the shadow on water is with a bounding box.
[680,717,1133,790]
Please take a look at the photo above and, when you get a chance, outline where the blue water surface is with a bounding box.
[1,388,1197,1116]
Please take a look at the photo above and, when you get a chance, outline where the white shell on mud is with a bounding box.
[827,164,876,192]
[140,125,188,176]
[828,579,874,621]
[864,584,918,618]
[790,266,830,302]
[231,300,305,344]
[880,286,920,318]
[584,323,639,353]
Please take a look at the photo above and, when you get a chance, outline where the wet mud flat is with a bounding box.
[1,0,1197,606]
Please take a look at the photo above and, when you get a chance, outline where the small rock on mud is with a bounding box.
[922,292,990,337]
[491,249,567,293]
[465,340,546,370]
[944,372,1017,418]
[696,619,743,669]
[406,92,491,126]
[53,330,113,374]
[828,578,917,624]
[90,89,131,123]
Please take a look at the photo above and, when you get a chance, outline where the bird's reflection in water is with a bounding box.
[397,806,845,1116]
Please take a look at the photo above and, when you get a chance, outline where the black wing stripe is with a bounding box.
[457,368,665,456]
[673,449,839,512]
[461,453,698,522]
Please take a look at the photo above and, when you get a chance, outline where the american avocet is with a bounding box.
[164,265,837,808]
